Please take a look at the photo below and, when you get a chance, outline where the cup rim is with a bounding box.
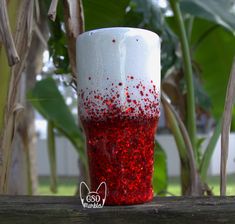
[77,27,160,40]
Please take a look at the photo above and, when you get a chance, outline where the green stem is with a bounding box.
[169,0,197,158]
[47,121,57,193]
[164,101,187,163]
[199,119,222,181]
[162,99,190,195]
[25,145,33,195]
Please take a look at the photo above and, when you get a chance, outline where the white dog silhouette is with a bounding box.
[80,182,107,208]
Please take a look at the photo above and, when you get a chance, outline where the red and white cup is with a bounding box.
[77,27,161,205]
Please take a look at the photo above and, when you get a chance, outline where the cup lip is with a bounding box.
[77,27,160,41]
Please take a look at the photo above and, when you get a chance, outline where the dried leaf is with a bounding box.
[0,0,34,193]
[63,0,84,82]
[48,0,59,21]
[0,0,19,66]
[162,92,203,195]
[220,59,235,196]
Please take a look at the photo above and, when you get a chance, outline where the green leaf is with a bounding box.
[191,19,235,118]
[153,141,168,195]
[180,0,235,33]
[83,0,130,31]
[28,78,86,163]
[46,1,70,75]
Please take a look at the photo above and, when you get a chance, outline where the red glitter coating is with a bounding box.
[78,77,160,205]
[82,116,158,205]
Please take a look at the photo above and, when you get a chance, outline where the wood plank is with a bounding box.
[0,196,235,224]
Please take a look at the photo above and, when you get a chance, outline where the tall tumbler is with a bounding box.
[76,27,161,205]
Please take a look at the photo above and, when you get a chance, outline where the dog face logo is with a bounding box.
[80,181,107,208]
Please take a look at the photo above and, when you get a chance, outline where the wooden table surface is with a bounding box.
[0,196,235,224]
